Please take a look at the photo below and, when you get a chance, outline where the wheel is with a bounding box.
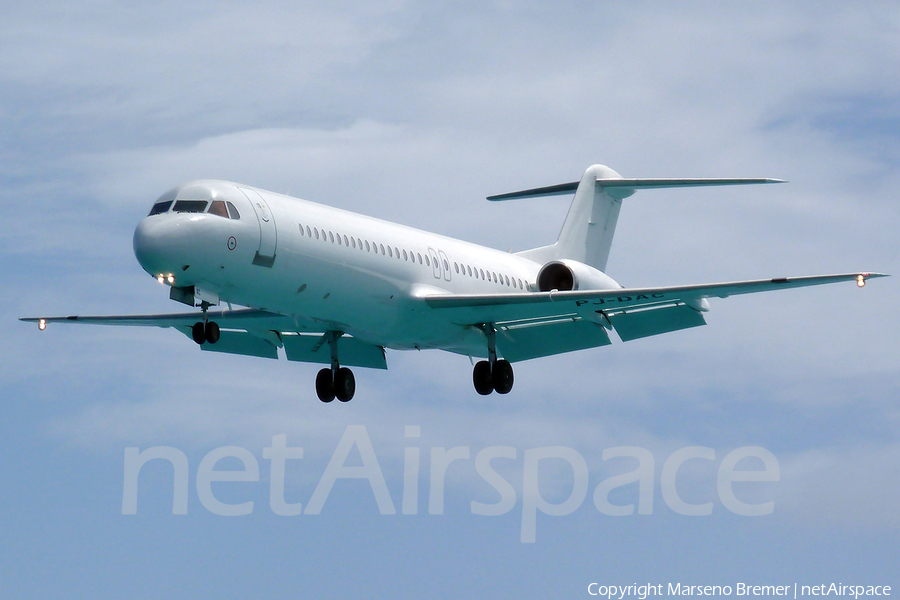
[334,367,356,402]
[473,360,493,395]
[315,368,335,403]
[191,322,206,345]
[492,359,514,394]
[205,321,220,344]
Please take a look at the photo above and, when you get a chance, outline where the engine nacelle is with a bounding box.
[536,259,619,292]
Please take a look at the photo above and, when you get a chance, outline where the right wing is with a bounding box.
[20,308,387,369]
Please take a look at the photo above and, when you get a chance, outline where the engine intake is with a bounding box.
[536,259,620,292]
[537,261,575,291]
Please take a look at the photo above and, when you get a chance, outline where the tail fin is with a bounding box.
[491,164,783,272]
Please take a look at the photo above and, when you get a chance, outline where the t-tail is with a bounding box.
[489,164,784,272]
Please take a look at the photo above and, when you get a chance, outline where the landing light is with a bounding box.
[157,275,165,284]
[167,274,175,284]
[38,319,46,331]
[857,274,866,287]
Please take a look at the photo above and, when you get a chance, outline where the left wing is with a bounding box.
[423,272,886,340]
[19,308,387,369]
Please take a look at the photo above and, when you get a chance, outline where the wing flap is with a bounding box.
[281,334,387,370]
[178,329,280,359]
[496,318,611,362]
[608,304,707,342]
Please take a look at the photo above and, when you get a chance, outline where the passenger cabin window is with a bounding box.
[208,200,229,218]
[148,200,172,216]
[173,200,208,213]
[226,202,241,220]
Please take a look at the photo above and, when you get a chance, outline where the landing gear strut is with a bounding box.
[191,302,220,345]
[472,324,514,395]
[316,331,356,403]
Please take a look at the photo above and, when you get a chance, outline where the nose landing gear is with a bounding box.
[315,331,356,403]
[472,324,514,395]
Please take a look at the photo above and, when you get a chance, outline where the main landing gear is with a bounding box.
[191,302,220,345]
[472,324,514,395]
[316,331,356,403]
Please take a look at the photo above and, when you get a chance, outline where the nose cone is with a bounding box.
[134,216,195,277]
[133,217,167,276]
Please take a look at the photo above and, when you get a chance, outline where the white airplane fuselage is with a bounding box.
[132,179,621,357]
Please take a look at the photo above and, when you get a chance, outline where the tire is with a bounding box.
[205,321,220,344]
[315,368,335,403]
[492,359,514,395]
[191,322,206,345]
[473,360,493,395]
[334,367,356,402]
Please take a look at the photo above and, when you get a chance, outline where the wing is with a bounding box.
[424,272,886,346]
[19,308,387,369]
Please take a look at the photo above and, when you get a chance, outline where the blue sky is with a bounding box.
[2,2,898,598]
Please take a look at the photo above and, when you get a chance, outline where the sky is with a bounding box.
[2,1,899,598]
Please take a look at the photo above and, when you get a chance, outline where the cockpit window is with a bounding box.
[226,201,241,220]
[207,200,229,218]
[148,200,172,216]
[173,200,209,213]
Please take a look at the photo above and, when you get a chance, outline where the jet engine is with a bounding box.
[536,259,619,292]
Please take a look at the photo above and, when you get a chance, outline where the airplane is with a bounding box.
[21,164,885,402]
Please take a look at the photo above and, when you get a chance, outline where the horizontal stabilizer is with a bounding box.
[488,177,783,201]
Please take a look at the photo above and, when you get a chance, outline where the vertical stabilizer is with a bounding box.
[515,164,625,271]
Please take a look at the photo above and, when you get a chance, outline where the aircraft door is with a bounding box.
[428,247,441,280]
[239,187,277,267]
[438,249,451,282]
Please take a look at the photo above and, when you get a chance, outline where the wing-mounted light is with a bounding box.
[38,319,46,331]
[857,274,866,287]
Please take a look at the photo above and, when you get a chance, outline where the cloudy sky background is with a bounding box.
[2,1,899,598]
